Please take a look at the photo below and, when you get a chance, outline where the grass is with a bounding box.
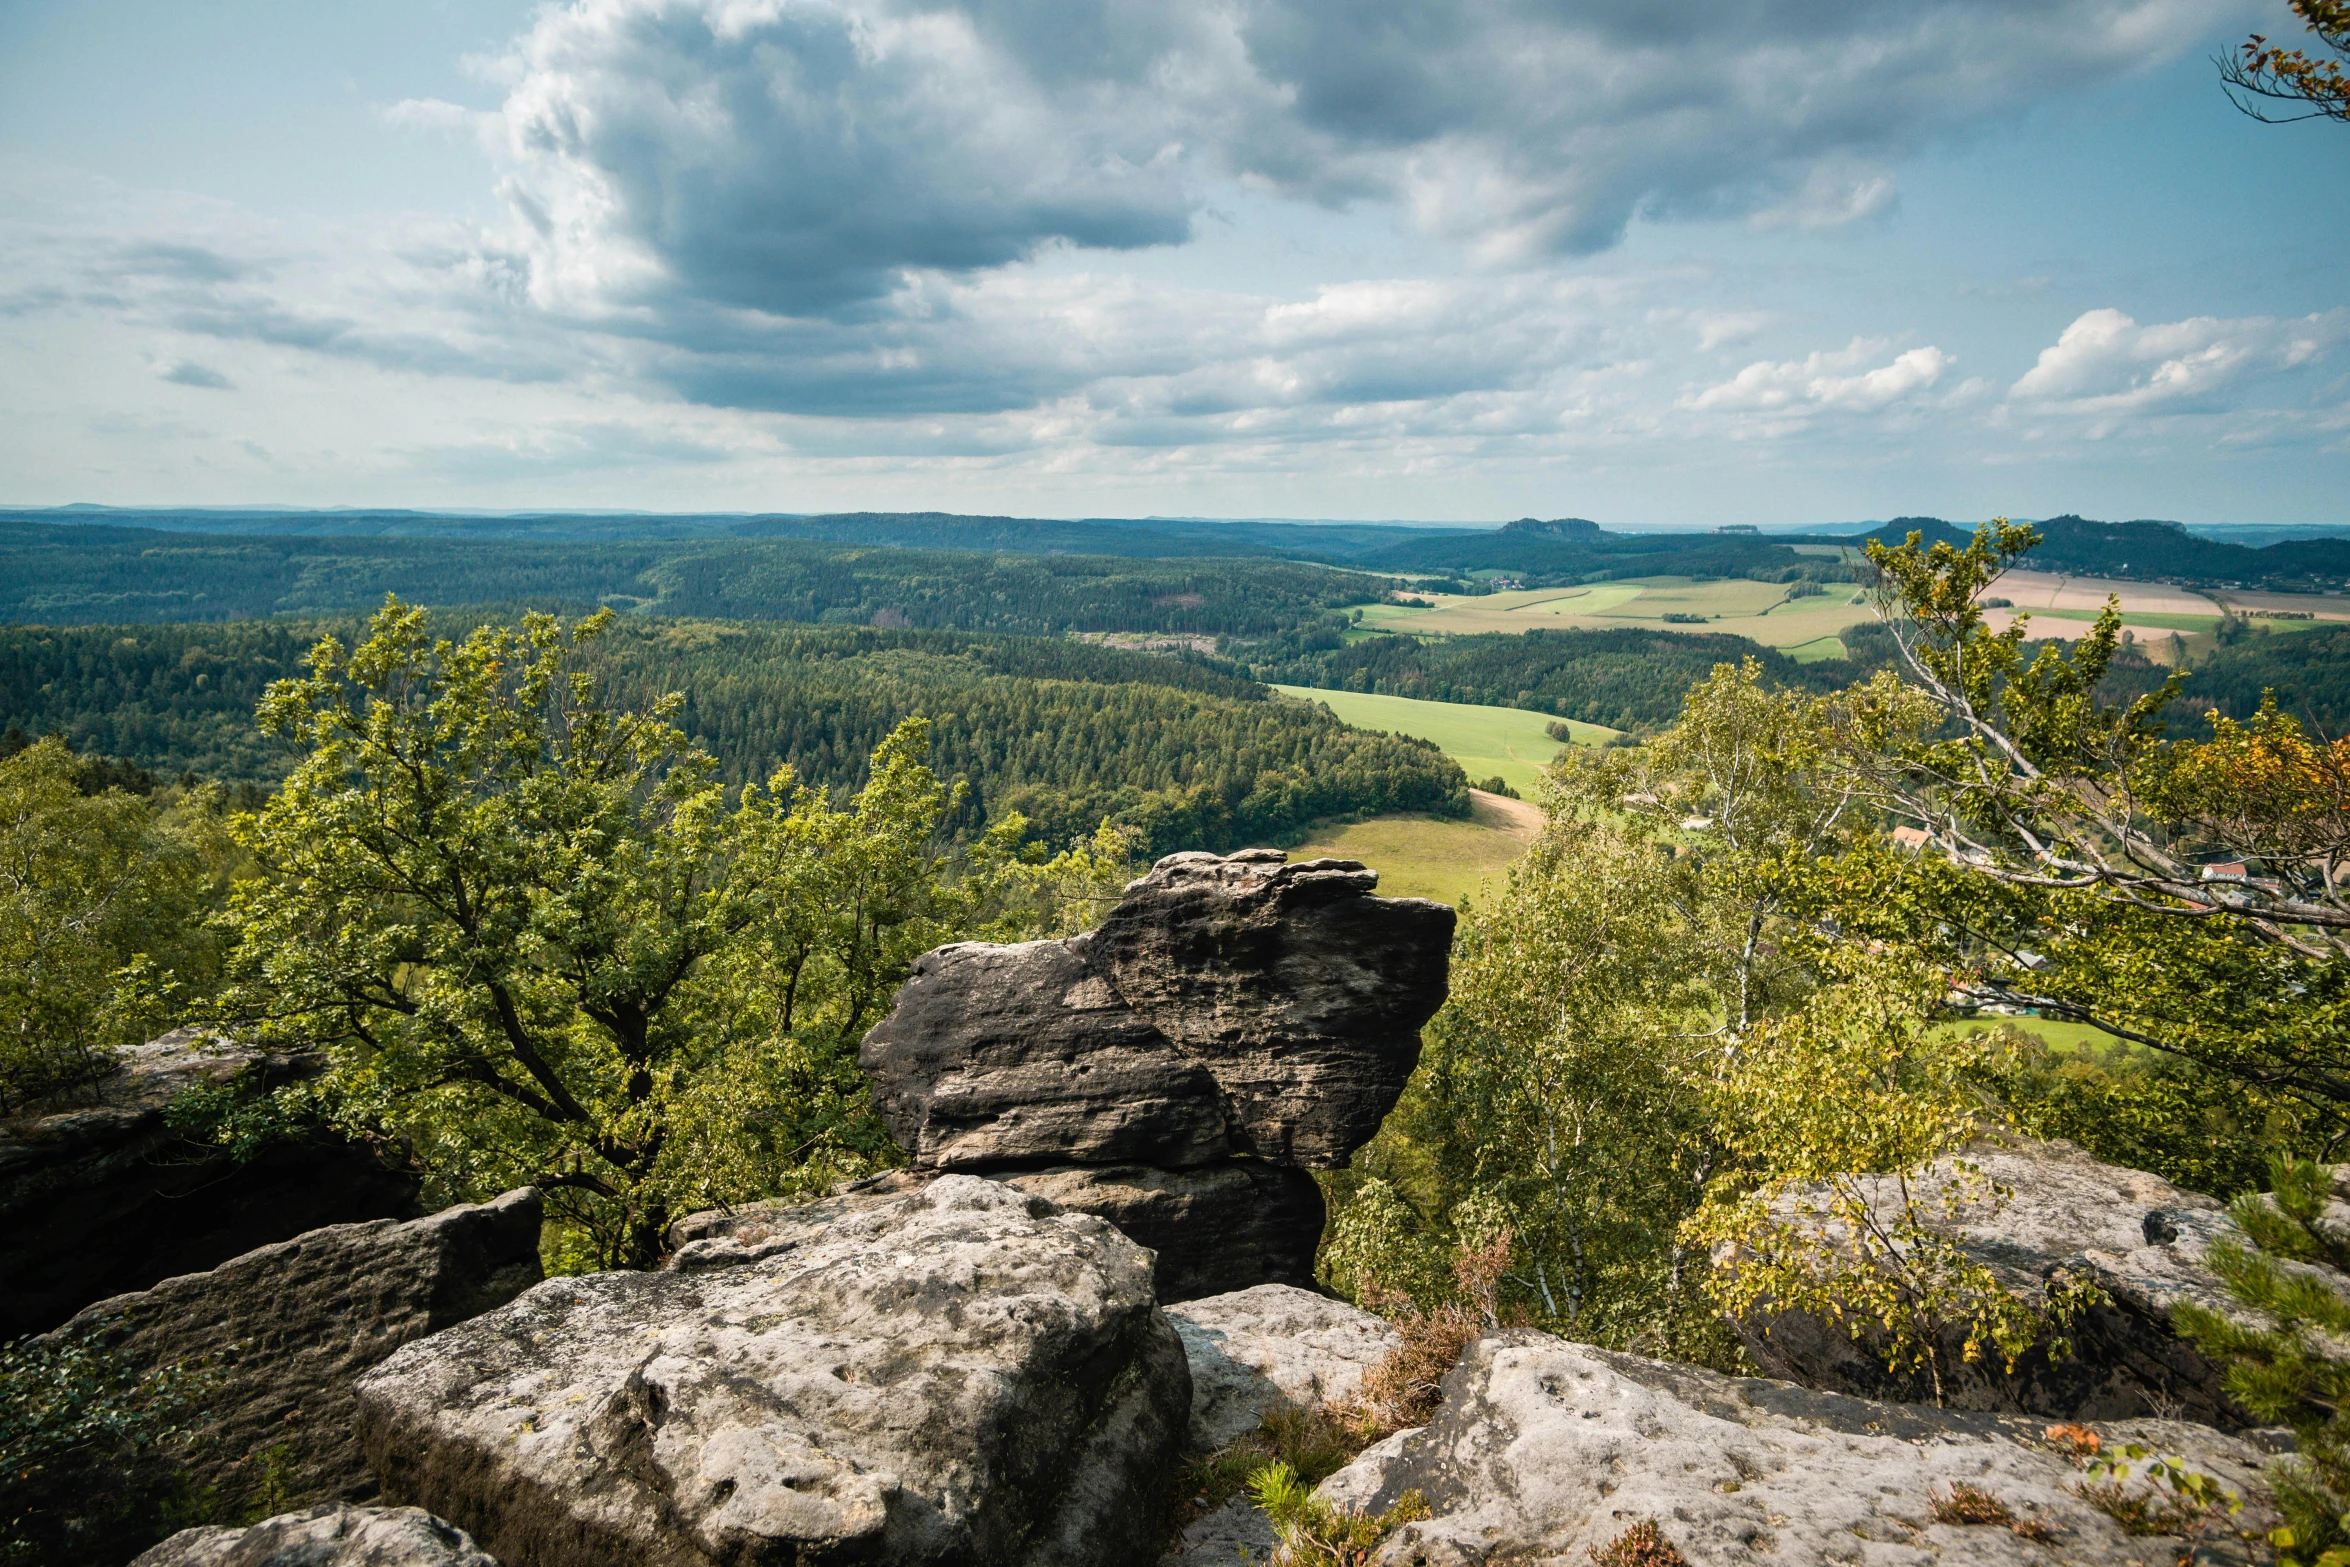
[1274,685,1610,794]
[1285,803,1534,908]
[1356,575,1882,650]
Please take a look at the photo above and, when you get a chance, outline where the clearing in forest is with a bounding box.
[1272,685,1612,795]
[1286,789,1540,909]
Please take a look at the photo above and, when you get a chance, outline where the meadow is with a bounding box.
[1285,789,1541,908]
[1359,575,1882,655]
[1272,685,1614,793]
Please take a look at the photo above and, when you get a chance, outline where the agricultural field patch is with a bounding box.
[1272,685,1613,794]
[1284,789,1540,909]
[1359,575,1879,650]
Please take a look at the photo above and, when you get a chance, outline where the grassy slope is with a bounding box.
[1273,685,1612,793]
[1286,791,1539,909]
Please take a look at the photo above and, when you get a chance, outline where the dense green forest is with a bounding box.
[0,615,1464,851]
[0,519,1389,633]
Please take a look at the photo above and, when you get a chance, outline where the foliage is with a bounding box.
[0,1330,214,1567]
[210,599,1011,1268]
[0,737,232,1112]
[1588,1518,1691,1566]
[2174,1155,2350,1560]
[1175,1402,1379,1526]
[2222,0,2350,123]
[2070,1443,2242,1538]
[1689,961,2104,1405]
[1,617,1467,853]
[1245,1461,1430,1567]
[1321,662,1854,1364]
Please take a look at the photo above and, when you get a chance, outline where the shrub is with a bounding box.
[1589,1517,1690,1566]
[0,1331,215,1566]
[1246,1460,1429,1566]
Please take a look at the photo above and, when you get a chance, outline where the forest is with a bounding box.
[0,518,1389,632]
[0,615,1464,851]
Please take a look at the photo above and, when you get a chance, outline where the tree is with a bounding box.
[2222,2,2350,124]
[0,738,227,1112]
[213,599,970,1268]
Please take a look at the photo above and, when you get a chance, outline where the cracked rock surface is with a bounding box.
[132,1504,499,1567]
[357,1175,1189,1567]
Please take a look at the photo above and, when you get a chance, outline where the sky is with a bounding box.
[1,0,2345,525]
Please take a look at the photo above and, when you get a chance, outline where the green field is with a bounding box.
[1285,795,1536,908]
[1274,686,1612,794]
[1357,575,1880,651]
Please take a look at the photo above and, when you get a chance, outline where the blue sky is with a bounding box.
[1,0,2344,524]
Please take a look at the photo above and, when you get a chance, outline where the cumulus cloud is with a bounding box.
[479,0,2241,329]
[1686,338,1951,416]
[2009,307,2348,414]
[157,359,234,389]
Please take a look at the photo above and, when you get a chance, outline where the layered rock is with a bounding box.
[859,851,1452,1298]
[132,1504,499,1567]
[0,1028,421,1339]
[54,1188,543,1517]
[1319,1331,2282,1566]
[356,1175,1190,1567]
[1165,1283,1401,1450]
[1726,1138,2261,1425]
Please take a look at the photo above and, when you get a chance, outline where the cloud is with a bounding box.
[1686,338,1951,415]
[157,359,234,389]
[2009,307,2349,414]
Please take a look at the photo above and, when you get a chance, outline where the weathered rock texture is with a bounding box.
[132,1504,499,1567]
[1729,1138,2260,1425]
[1165,1283,1402,1449]
[56,1187,543,1517]
[858,850,1452,1299]
[356,1175,1190,1567]
[1320,1331,2282,1566]
[0,1029,421,1339]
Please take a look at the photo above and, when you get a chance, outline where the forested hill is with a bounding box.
[1839,515,2350,590]
[0,616,1466,852]
[0,518,1389,633]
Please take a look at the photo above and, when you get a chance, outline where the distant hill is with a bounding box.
[1838,515,2350,590]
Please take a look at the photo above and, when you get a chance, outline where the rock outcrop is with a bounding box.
[133,1504,499,1567]
[859,851,1452,1298]
[0,1028,421,1339]
[356,1175,1190,1567]
[1319,1331,2282,1566]
[55,1188,543,1517]
[1727,1138,2263,1425]
[1165,1283,1401,1449]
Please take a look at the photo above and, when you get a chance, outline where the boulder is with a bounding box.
[54,1187,543,1517]
[862,852,1453,1173]
[132,1504,498,1567]
[1727,1139,2260,1425]
[0,1028,421,1339]
[1165,1284,1402,1449]
[1091,852,1455,1168]
[356,1175,1190,1567]
[998,1162,1327,1303]
[1318,1331,2282,1566]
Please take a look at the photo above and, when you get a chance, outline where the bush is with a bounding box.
[0,1331,215,1566]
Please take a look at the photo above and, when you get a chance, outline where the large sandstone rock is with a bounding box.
[132,1504,499,1567]
[998,1162,1328,1303]
[356,1175,1190,1567]
[55,1187,543,1517]
[1319,1331,2281,1566]
[863,852,1453,1172]
[1166,1284,1402,1449]
[0,1028,420,1338]
[1728,1139,2260,1425]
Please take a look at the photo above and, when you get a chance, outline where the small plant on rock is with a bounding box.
[1246,1460,1430,1566]
[2071,1443,2241,1539]
[1929,1482,2015,1526]
[1588,1516,1690,1566]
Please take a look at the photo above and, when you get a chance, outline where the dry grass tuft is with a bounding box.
[1588,1517,1690,1566]
[1929,1482,2017,1527]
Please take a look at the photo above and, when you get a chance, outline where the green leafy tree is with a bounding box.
[0,738,228,1111]
[213,599,971,1268]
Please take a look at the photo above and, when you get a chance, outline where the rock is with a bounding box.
[1157,1497,1275,1567]
[0,1028,421,1339]
[862,852,1453,1173]
[54,1188,543,1517]
[1166,1284,1402,1449]
[998,1162,1327,1303]
[1318,1330,2281,1566]
[131,1504,499,1567]
[355,1175,1190,1567]
[1092,852,1455,1168]
[862,935,1233,1170]
[1727,1138,2263,1425]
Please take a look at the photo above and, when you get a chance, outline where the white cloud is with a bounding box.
[1686,338,1951,416]
[2009,306,2349,414]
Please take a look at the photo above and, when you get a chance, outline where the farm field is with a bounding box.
[1971,569,2328,661]
[1359,575,1881,651]
[1272,685,1613,794]
[1284,789,1541,909]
